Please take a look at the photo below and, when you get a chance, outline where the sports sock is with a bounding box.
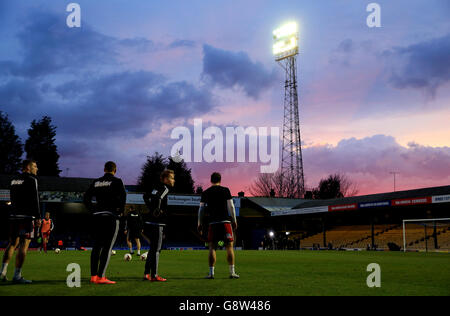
[13,268,22,280]
[209,267,215,276]
[1,263,8,276]
[137,251,141,256]
[229,265,235,275]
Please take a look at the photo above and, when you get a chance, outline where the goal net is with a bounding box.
[402,218,450,252]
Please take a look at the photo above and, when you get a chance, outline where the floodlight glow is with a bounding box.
[273,22,297,40]
[286,232,290,236]
[273,37,298,55]
[272,22,299,59]
[6,201,11,206]
[269,231,275,238]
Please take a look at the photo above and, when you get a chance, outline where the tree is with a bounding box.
[0,111,23,174]
[167,157,195,194]
[249,173,276,197]
[339,173,359,197]
[137,152,167,191]
[25,116,61,176]
[312,173,359,199]
[249,170,301,198]
[195,186,204,195]
[137,152,196,194]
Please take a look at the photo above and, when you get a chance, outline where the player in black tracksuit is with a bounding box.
[142,170,175,282]
[83,161,126,285]
[1,160,41,284]
[125,209,143,255]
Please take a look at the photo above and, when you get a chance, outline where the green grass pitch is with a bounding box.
[0,250,449,296]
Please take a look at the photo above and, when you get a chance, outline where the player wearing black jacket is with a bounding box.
[142,170,175,282]
[83,161,127,285]
[1,160,41,284]
[125,208,143,255]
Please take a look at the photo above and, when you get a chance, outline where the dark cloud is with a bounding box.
[329,39,375,67]
[384,34,450,97]
[0,10,157,78]
[0,70,216,177]
[337,39,354,53]
[0,78,43,114]
[119,37,156,52]
[202,44,276,99]
[0,9,217,142]
[35,71,214,138]
[168,39,196,49]
[5,11,117,78]
[0,1,9,19]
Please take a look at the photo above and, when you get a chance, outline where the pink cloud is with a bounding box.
[303,135,450,195]
[188,134,450,197]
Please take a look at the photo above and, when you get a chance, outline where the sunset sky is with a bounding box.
[1,0,449,196]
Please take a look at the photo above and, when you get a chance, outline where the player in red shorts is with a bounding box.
[40,212,54,253]
[197,172,239,279]
[1,160,41,284]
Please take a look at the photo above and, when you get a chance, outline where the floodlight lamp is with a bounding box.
[273,37,298,55]
[273,22,298,40]
[269,231,275,238]
[272,21,299,59]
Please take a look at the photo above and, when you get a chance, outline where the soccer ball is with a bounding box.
[124,253,132,261]
[111,250,116,255]
[55,248,61,254]
[140,252,148,261]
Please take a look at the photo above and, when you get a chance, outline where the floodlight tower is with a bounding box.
[273,22,305,198]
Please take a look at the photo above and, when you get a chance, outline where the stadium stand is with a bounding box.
[299,225,398,249]
[297,224,450,251]
[405,226,450,251]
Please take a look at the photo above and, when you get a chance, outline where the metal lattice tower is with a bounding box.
[273,22,305,198]
[277,56,305,198]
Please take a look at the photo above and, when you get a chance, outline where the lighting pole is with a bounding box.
[389,171,399,192]
[273,21,305,198]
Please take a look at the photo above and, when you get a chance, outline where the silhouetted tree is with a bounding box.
[195,186,204,195]
[312,173,359,199]
[249,173,275,197]
[167,157,195,194]
[25,116,61,176]
[137,152,167,191]
[138,153,196,194]
[249,170,303,198]
[0,111,23,174]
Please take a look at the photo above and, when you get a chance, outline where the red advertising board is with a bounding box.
[328,204,358,212]
[391,197,432,206]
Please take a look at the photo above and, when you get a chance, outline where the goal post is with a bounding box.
[402,218,450,253]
